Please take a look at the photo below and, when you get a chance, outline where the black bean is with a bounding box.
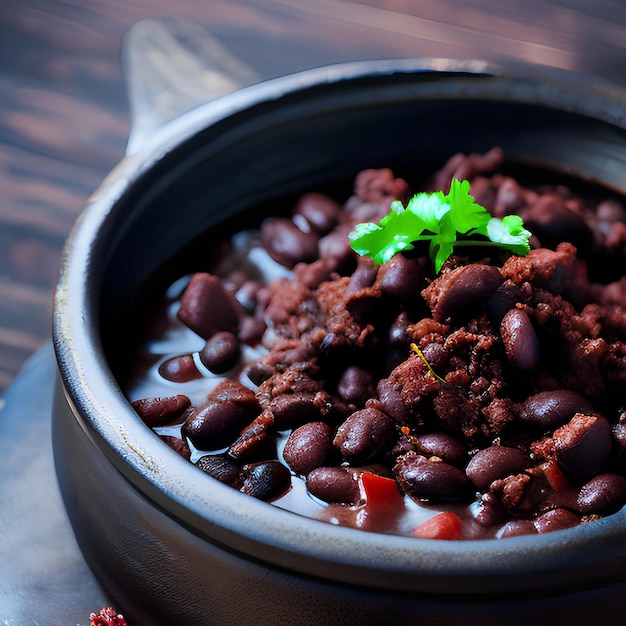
[337,365,375,406]
[199,331,240,373]
[577,473,626,515]
[292,192,342,234]
[376,254,424,299]
[269,393,322,430]
[533,508,580,534]
[466,446,530,491]
[415,432,468,466]
[495,519,538,539]
[283,422,334,475]
[376,378,408,423]
[423,263,504,323]
[196,454,242,487]
[518,390,594,430]
[553,414,612,480]
[346,256,379,295]
[177,272,240,339]
[500,308,540,370]
[158,354,203,383]
[485,280,523,323]
[333,408,397,463]
[394,451,471,502]
[131,394,191,427]
[306,466,360,504]
[240,460,291,501]
[228,413,277,462]
[182,380,260,450]
[260,217,319,268]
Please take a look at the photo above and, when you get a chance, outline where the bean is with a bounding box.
[485,280,523,323]
[228,412,277,462]
[131,394,191,427]
[533,508,580,534]
[269,393,322,430]
[196,454,242,487]
[376,378,408,423]
[423,263,504,323]
[353,168,409,203]
[519,390,594,430]
[238,315,267,346]
[415,432,468,466]
[337,365,375,406]
[466,446,530,491]
[394,451,471,502]
[346,256,379,295]
[333,408,397,463]
[260,217,319,268]
[495,519,538,539]
[240,460,292,501]
[283,422,334,475]
[177,272,240,339]
[292,192,342,234]
[306,467,360,505]
[553,414,612,480]
[158,354,202,383]
[500,308,540,370]
[577,473,626,515]
[182,380,260,450]
[376,254,424,299]
[199,331,240,373]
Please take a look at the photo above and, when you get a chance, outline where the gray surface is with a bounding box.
[0,344,109,625]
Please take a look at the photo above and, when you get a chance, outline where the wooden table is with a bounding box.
[1,0,625,397]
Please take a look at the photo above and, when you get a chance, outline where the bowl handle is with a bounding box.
[121,17,262,155]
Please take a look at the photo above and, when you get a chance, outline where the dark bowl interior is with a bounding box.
[52,59,626,624]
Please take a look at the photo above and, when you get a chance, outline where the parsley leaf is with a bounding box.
[348,178,531,273]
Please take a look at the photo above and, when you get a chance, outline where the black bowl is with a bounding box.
[52,57,626,625]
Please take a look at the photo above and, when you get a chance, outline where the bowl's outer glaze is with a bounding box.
[52,58,626,624]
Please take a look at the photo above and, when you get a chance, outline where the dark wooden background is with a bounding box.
[1,0,625,397]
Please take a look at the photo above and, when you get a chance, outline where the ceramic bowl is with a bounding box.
[52,54,626,625]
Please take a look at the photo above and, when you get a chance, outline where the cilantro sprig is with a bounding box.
[349,179,532,273]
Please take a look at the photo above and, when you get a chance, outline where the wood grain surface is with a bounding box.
[1,0,625,396]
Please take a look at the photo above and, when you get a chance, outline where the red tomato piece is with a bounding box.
[412,512,463,540]
[359,471,402,507]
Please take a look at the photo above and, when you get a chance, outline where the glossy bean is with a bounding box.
[306,466,360,504]
[131,394,191,427]
[466,445,530,491]
[394,451,471,502]
[519,390,594,430]
[199,331,240,373]
[182,380,260,450]
[292,192,342,234]
[177,272,240,339]
[553,414,612,479]
[337,365,375,406]
[196,454,242,487]
[415,432,468,467]
[283,422,334,475]
[240,460,292,501]
[260,217,319,268]
[333,408,397,463]
[376,254,424,299]
[495,519,538,539]
[577,474,626,515]
[158,434,191,460]
[533,508,580,534]
[500,308,540,370]
[424,263,504,323]
[158,354,203,383]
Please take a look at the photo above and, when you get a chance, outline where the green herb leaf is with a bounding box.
[348,178,532,272]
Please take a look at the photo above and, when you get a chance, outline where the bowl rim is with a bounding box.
[53,57,626,594]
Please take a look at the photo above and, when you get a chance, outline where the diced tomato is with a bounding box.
[543,459,572,492]
[412,512,463,540]
[359,471,402,507]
